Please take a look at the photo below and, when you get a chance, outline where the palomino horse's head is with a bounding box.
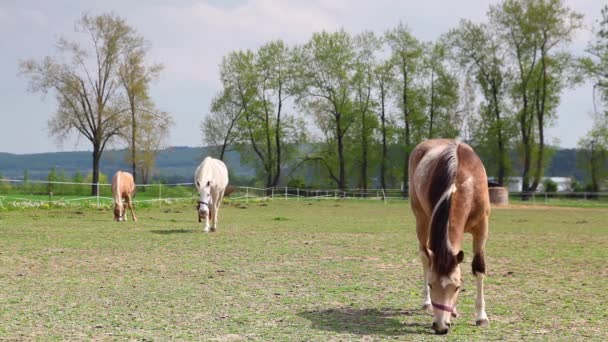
[113,202,126,221]
[196,180,213,221]
[425,249,464,335]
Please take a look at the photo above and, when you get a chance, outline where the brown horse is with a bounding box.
[111,171,137,222]
[409,139,490,335]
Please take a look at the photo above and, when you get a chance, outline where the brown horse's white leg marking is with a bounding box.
[420,249,432,312]
[472,221,489,326]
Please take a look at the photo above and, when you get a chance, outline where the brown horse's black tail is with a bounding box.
[428,141,459,276]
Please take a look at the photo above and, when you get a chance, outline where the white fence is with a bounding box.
[1,178,607,208]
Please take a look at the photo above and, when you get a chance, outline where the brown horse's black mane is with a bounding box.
[428,142,459,277]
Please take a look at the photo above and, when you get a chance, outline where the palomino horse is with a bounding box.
[409,139,490,335]
[194,157,229,232]
[111,171,137,222]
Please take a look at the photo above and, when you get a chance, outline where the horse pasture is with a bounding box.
[0,200,606,340]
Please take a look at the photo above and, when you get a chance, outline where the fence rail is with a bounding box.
[1,178,607,208]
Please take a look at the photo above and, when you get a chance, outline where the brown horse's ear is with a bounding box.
[456,250,464,264]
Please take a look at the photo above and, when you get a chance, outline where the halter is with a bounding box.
[432,302,455,313]
[198,200,209,207]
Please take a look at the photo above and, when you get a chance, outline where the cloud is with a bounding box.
[130,0,338,86]
[0,6,48,28]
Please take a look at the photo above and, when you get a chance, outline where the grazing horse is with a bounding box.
[194,157,229,232]
[409,139,490,335]
[111,171,137,222]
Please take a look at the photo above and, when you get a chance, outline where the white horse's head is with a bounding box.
[197,180,213,220]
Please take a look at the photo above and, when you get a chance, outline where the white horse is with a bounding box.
[194,157,229,232]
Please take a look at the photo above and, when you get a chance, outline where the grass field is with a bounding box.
[0,200,607,341]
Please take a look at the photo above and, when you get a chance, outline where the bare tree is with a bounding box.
[20,13,141,195]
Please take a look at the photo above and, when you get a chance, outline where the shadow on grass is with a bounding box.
[298,307,431,336]
[150,229,199,234]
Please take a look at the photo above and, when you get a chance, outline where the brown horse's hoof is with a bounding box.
[422,304,432,314]
[476,318,489,327]
[210,227,216,232]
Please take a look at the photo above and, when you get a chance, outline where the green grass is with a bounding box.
[0,201,607,340]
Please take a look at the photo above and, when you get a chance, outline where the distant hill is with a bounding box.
[0,147,255,183]
[0,145,591,185]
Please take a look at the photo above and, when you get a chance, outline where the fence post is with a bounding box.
[382,188,387,204]
[285,186,288,200]
[246,187,249,204]
[159,182,162,208]
[297,188,300,201]
[96,182,100,208]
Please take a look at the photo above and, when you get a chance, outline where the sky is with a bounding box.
[0,0,603,154]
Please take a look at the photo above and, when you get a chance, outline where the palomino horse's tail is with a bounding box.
[428,141,460,276]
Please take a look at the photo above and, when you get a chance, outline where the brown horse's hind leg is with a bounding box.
[472,216,489,326]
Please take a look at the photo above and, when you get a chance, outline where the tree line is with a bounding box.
[203,0,608,193]
[18,1,608,196]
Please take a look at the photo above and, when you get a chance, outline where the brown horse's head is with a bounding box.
[425,248,464,334]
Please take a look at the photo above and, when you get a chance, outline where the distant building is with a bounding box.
[489,177,573,192]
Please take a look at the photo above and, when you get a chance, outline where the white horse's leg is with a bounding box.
[212,191,224,232]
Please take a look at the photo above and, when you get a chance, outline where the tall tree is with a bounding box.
[298,30,356,190]
[579,5,608,115]
[117,34,168,183]
[491,0,582,193]
[20,13,143,195]
[352,31,381,193]
[385,23,425,195]
[373,59,395,191]
[423,41,460,139]
[577,113,608,192]
[202,90,243,160]
[446,20,514,185]
[213,42,304,190]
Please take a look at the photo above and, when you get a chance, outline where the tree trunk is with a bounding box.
[91,143,101,196]
[380,88,387,191]
[429,70,435,138]
[336,113,346,191]
[402,68,410,197]
[492,84,505,186]
[130,98,137,182]
[273,98,283,188]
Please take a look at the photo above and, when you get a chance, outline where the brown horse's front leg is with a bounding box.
[472,219,489,326]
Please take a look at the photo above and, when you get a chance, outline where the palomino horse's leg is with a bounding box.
[127,195,137,222]
[472,217,489,326]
